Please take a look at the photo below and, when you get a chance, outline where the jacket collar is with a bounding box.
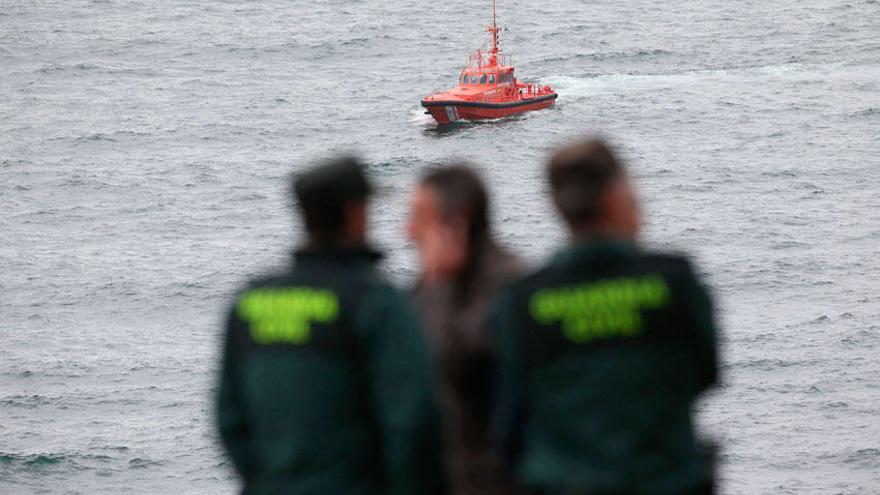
[552,237,637,267]
[293,244,383,264]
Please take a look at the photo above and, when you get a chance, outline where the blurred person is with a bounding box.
[491,138,719,495]
[216,156,444,495]
[408,164,524,495]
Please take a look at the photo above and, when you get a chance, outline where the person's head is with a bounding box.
[407,164,490,281]
[547,138,640,240]
[292,155,372,247]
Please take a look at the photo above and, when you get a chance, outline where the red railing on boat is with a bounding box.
[468,83,555,103]
[466,52,511,68]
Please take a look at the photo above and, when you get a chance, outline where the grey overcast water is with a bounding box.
[2,0,879,493]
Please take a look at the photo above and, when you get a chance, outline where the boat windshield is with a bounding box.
[470,75,478,84]
[489,74,496,84]
[479,75,487,84]
[460,74,468,84]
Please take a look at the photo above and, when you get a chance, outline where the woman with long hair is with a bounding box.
[408,164,524,495]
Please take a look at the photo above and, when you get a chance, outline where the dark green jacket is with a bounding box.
[491,240,718,495]
[217,247,444,495]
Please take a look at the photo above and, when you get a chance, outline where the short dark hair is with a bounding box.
[292,155,371,236]
[547,138,624,225]
[419,163,489,240]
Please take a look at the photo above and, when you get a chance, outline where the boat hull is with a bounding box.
[421,93,557,124]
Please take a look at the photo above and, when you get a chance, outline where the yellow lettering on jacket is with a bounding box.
[529,275,670,343]
[236,288,339,344]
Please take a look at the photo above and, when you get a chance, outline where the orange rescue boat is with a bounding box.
[421,0,557,125]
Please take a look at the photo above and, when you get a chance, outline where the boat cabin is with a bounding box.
[459,67,516,87]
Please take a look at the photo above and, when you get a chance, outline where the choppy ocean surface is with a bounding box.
[2,0,879,493]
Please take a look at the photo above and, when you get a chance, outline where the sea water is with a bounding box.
[1,0,879,493]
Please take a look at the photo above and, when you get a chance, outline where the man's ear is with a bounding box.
[343,200,366,217]
[598,179,640,239]
[596,183,620,219]
[342,200,368,241]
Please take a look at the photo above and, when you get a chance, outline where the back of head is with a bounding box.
[292,155,372,240]
[547,138,625,227]
[419,163,489,241]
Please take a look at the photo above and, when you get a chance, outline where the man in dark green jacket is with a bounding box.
[216,156,444,495]
[491,139,718,495]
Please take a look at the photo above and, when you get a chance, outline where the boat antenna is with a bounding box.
[488,0,499,65]
[493,0,497,37]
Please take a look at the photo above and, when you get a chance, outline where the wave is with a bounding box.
[36,62,100,73]
[0,453,69,467]
[0,394,62,409]
[851,107,879,117]
[1,159,28,168]
[75,133,117,143]
[0,451,149,474]
[546,61,826,98]
[538,48,674,65]
[0,452,110,470]
[407,106,435,127]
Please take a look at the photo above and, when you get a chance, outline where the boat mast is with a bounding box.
[493,0,497,45]
[488,0,499,66]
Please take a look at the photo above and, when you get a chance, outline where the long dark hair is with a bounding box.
[419,164,492,304]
